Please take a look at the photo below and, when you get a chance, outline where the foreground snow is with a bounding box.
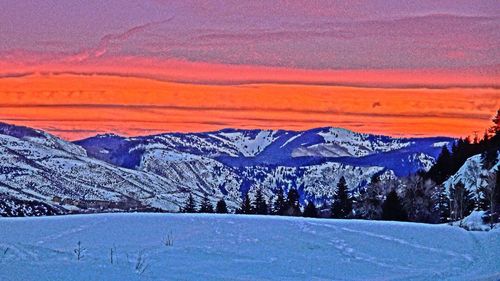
[0,214,499,281]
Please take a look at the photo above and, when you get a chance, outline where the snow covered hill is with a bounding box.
[0,123,228,214]
[0,213,498,281]
[444,154,500,199]
[0,122,452,215]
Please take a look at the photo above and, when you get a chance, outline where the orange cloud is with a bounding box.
[0,74,498,140]
[0,54,498,89]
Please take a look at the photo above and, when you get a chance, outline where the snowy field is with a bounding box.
[0,214,499,281]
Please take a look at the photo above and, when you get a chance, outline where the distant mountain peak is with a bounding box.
[95,133,124,139]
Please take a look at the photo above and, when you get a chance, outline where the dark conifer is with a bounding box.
[215,199,228,214]
[481,149,498,170]
[285,188,301,216]
[273,188,287,215]
[483,130,490,143]
[331,177,353,219]
[303,201,318,218]
[428,146,452,184]
[198,194,214,213]
[382,190,407,221]
[182,193,197,213]
[239,193,254,214]
[489,108,500,136]
[253,189,268,215]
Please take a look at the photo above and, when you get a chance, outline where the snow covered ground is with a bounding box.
[0,214,499,281]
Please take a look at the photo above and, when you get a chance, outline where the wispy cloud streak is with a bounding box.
[67,17,175,62]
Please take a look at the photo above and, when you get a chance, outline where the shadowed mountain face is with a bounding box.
[75,127,452,176]
[0,122,452,216]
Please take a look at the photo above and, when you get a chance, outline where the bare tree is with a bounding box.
[74,241,86,261]
[0,247,9,261]
[481,171,498,229]
[134,250,150,275]
[110,245,117,264]
[164,231,174,247]
[449,181,474,221]
[401,175,437,223]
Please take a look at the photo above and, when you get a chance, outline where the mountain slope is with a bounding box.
[0,123,234,215]
[444,153,500,198]
[74,127,450,205]
[0,122,453,215]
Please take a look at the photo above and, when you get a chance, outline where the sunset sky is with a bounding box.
[0,0,499,139]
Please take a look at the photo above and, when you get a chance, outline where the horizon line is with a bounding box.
[0,120,458,142]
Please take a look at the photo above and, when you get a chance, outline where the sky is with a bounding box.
[0,0,499,140]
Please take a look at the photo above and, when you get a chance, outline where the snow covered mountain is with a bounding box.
[75,127,451,174]
[0,122,452,215]
[74,127,451,205]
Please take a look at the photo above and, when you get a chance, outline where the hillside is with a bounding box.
[74,126,451,207]
[0,123,198,213]
[0,213,498,281]
[0,122,452,216]
[74,127,450,206]
[444,154,500,199]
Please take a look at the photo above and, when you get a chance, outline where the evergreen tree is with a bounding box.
[285,188,301,216]
[253,189,268,215]
[215,199,228,214]
[331,177,353,219]
[427,146,452,184]
[450,138,468,173]
[433,185,450,223]
[198,194,214,213]
[303,201,318,218]
[481,148,498,170]
[272,188,287,215]
[450,140,460,172]
[382,190,407,221]
[182,193,197,213]
[482,130,490,144]
[488,108,500,136]
[239,193,254,214]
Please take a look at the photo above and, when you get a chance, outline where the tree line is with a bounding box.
[181,175,420,223]
[426,109,500,185]
[181,109,500,225]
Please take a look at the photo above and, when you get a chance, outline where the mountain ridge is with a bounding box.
[75,126,453,174]
[0,121,453,216]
